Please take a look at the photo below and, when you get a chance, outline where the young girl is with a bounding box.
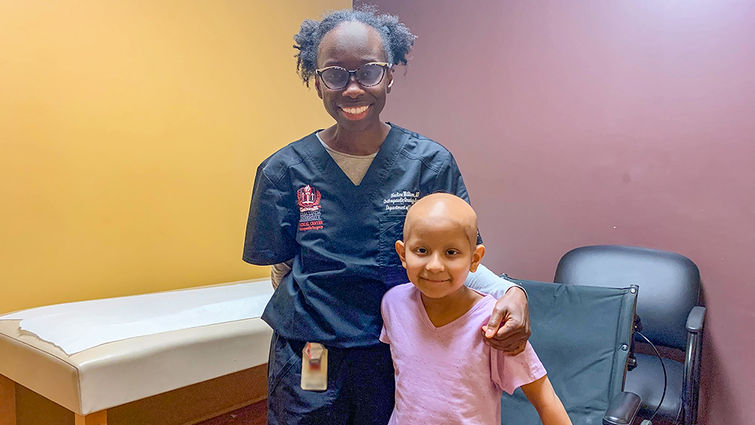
[381,193,571,425]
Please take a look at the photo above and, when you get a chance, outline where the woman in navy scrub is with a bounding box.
[243,7,531,425]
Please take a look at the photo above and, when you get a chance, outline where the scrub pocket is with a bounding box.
[267,332,301,394]
[377,215,408,285]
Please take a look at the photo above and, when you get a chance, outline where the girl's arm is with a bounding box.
[520,375,572,425]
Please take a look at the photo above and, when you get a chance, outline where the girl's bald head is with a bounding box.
[403,193,478,246]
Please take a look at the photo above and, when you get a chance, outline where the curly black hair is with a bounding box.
[293,5,416,86]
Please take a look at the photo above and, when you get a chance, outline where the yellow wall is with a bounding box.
[0,1,350,313]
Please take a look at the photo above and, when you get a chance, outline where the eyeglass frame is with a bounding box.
[315,62,392,90]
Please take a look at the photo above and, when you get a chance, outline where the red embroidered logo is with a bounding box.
[297,185,322,211]
[297,185,323,231]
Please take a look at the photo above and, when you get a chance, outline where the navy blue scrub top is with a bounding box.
[243,123,474,348]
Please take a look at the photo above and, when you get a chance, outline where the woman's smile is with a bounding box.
[340,104,371,120]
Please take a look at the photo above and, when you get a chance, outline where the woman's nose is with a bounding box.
[342,76,365,98]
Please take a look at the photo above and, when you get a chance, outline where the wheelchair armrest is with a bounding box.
[686,305,706,333]
[603,391,641,425]
[682,305,706,425]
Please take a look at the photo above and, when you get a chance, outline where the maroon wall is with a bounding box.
[359,1,755,424]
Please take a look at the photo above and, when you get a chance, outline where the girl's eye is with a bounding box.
[416,247,427,254]
[446,249,460,256]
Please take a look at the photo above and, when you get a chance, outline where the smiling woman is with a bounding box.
[241,6,531,425]
[315,20,392,138]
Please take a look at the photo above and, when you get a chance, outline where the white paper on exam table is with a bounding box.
[0,280,273,355]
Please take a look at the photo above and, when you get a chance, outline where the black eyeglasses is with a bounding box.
[315,62,391,90]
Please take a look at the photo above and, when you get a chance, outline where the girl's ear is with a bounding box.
[395,240,407,269]
[469,244,486,272]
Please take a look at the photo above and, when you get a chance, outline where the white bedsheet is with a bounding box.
[0,279,273,355]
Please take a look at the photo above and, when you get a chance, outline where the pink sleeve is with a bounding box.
[490,342,547,395]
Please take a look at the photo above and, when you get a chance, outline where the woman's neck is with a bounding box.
[320,122,390,155]
[420,286,484,328]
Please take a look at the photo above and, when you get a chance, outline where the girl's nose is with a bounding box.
[425,253,445,272]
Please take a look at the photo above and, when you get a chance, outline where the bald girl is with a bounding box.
[395,193,486,324]
[384,194,572,425]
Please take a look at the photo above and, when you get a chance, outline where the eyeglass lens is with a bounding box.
[321,63,385,90]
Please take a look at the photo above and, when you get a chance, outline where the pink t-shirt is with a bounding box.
[380,283,546,425]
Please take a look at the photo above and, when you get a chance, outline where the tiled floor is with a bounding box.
[196,399,267,425]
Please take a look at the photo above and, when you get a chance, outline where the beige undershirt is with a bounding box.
[270,132,378,289]
[316,132,377,185]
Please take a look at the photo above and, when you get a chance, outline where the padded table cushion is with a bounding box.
[0,280,273,415]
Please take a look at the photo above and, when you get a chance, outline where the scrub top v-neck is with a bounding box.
[243,123,473,348]
[318,133,377,186]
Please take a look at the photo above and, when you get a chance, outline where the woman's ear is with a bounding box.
[395,240,407,269]
[386,68,394,93]
[469,244,486,272]
[314,78,323,99]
